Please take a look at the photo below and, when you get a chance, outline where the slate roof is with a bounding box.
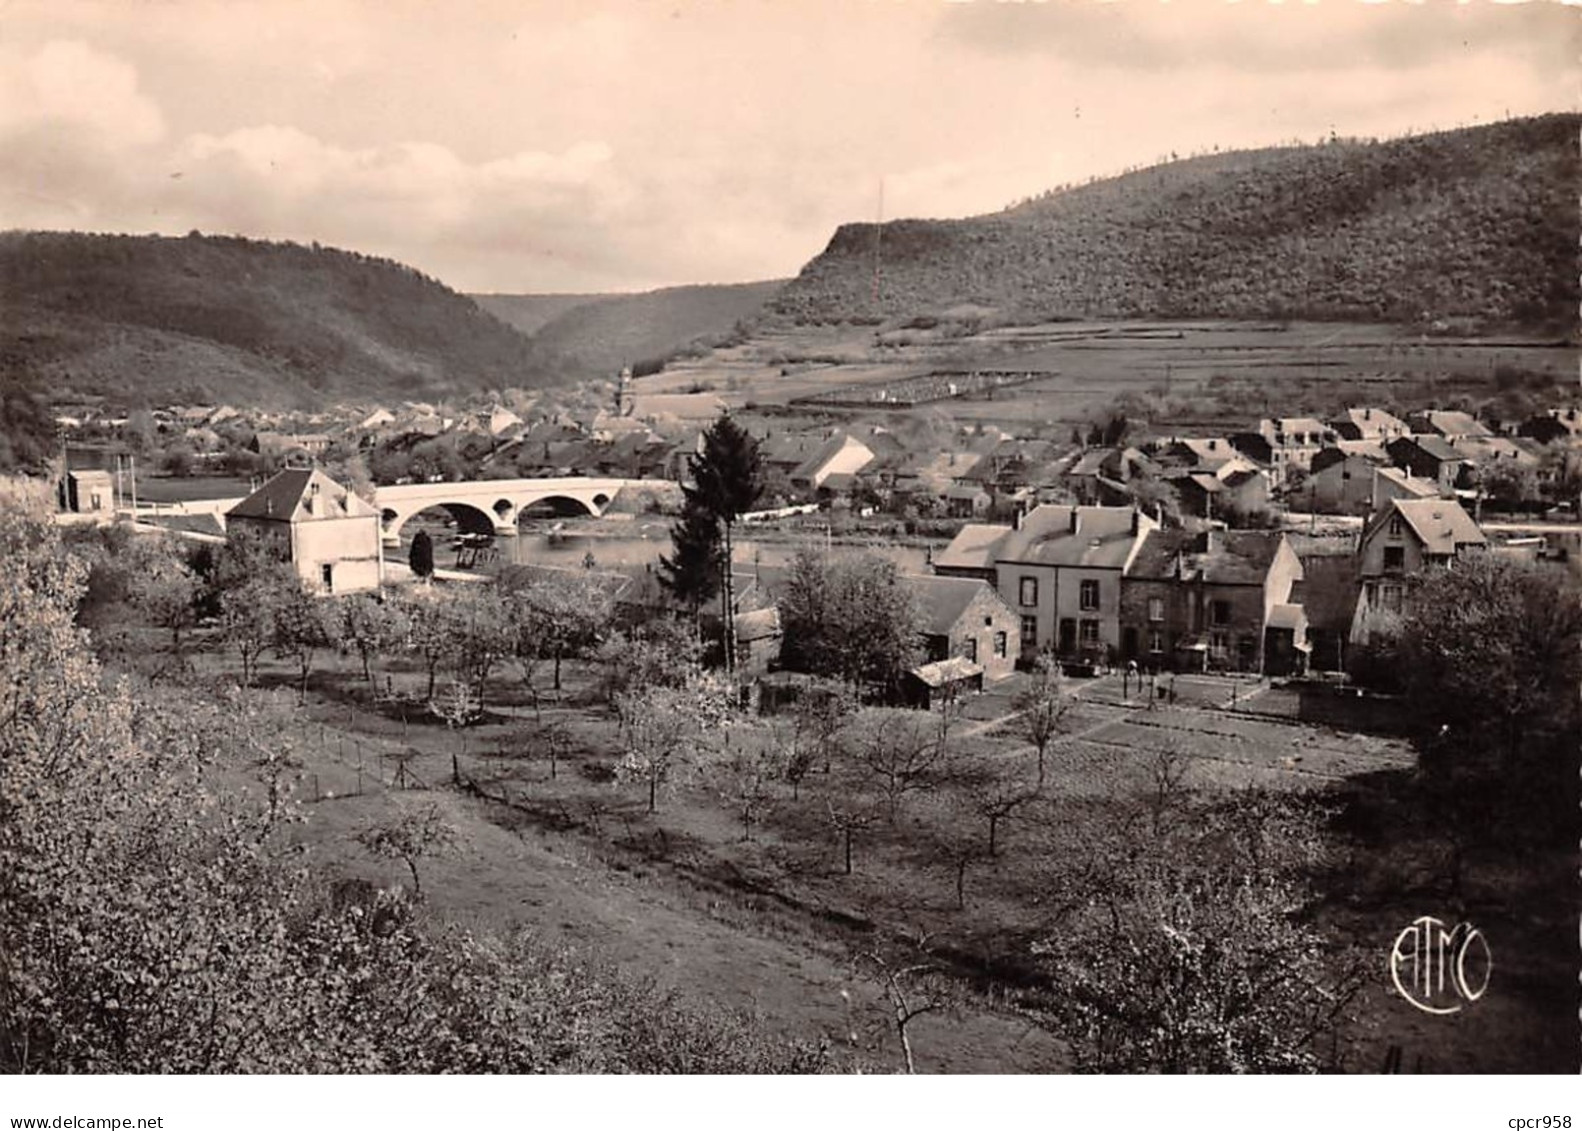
[1374,466,1439,498]
[790,432,872,484]
[1125,528,1288,586]
[1413,410,1491,439]
[934,523,1011,572]
[936,505,1147,572]
[1394,434,1464,464]
[227,469,378,523]
[1312,441,1388,473]
[902,574,1000,637]
[1388,498,1487,556]
[1331,407,1408,437]
[1004,505,1144,569]
[1450,435,1540,466]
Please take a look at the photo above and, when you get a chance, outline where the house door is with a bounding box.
[1122,626,1138,660]
[1057,618,1077,655]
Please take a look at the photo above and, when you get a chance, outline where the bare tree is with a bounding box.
[845,707,946,823]
[967,762,1041,857]
[1013,659,1074,787]
[855,937,953,1074]
[1145,741,1193,836]
[825,798,880,876]
[356,802,458,901]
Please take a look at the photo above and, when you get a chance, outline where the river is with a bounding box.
[414,517,936,576]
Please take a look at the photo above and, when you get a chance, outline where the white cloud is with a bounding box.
[0,2,1572,292]
[0,40,165,147]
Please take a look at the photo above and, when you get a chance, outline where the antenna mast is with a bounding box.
[871,177,884,307]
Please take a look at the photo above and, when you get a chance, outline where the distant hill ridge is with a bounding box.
[478,280,787,375]
[0,231,576,408]
[770,114,1580,330]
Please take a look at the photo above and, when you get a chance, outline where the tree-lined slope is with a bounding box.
[771,114,1579,330]
[515,279,787,375]
[0,231,578,407]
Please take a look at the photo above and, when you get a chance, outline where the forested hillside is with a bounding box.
[771,114,1580,330]
[506,279,786,375]
[0,231,578,408]
[472,292,606,336]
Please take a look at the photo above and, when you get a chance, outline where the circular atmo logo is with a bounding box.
[1389,916,1491,1015]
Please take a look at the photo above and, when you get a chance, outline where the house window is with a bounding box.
[1079,579,1100,611]
[1210,600,1230,626]
[1079,619,1100,646]
[1148,628,1164,654]
[1210,630,1229,657]
[1147,596,1165,622]
[1388,515,1404,538]
[320,563,334,592]
[1383,545,1405,573]
[964,638,978,663]
[1382,583,1403,613]
[993,631,1007,659]
[1019,577,1038,607]
[1020,615,1038,645]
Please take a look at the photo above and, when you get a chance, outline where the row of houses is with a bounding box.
[930,504,1311,675]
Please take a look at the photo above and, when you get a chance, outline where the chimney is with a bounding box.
[1363,407,1372,421]
[1069,508,1081,535]
[1130,508,1140,534]
[1013,505,1024,531]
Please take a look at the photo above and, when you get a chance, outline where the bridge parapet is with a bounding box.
[372,477,670,544]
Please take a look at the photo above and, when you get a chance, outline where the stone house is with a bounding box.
[789,432,875,493]
[1329,407,1409,443]
[1119,528,1307,675]
[1385,435,1470,495]
[1350,497,1486,644]
[1306,442,1389,516]
[902,573,1020,682]
[225,468,383,595]
[1406,410,1491,441]
[936,504,1156,663]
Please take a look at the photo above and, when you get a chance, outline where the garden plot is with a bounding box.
[1067,709,1416,789]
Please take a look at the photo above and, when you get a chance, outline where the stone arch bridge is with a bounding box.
[373,477,640,545]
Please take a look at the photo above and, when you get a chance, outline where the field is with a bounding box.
[118,614,1574,1075]
[637,319,1577,435]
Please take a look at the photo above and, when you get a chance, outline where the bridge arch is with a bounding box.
[373,477,633,545]
[381,500,497,544]
[515,494,600,520]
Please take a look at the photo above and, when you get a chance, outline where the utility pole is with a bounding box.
[872,178,884,307]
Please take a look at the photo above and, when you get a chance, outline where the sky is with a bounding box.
[1,0,1576,294]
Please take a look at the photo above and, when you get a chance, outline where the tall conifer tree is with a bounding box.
[662,414,762,673]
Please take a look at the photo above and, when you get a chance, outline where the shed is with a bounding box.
[904,656,984,709]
